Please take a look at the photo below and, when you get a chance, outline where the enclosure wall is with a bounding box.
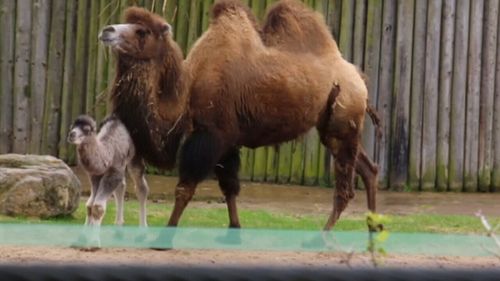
[0,0,499,192]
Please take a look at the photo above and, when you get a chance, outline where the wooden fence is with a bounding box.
[0,0,499,192]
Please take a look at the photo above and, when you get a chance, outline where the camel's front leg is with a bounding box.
[85,175,102,225]
[128,157,149,227]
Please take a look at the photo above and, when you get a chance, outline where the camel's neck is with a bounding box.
[110,52,187,169]
[77,137,111,175]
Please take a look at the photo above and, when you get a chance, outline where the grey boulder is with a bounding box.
[0,154,81,218]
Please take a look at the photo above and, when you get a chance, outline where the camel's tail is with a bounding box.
[317,83,340,136]
[366,105,382,142]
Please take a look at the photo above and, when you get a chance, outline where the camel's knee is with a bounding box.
[175,186,195,202]
[90,204,106,223]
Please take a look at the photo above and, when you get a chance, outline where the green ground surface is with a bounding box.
[1,200,498,235]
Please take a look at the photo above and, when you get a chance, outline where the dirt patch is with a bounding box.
[2,169,499,267]
[1,246,499,269]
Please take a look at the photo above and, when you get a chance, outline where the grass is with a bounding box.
[1,200,499,234]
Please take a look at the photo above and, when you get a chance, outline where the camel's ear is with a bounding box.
[160,23,172,35]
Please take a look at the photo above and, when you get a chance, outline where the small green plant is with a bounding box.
[366,212,390,267]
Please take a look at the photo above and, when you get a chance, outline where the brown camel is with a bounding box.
[98,0,379,235]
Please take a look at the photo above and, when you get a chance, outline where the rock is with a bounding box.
[0,154,81,218]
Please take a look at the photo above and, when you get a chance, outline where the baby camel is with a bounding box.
[68,115,149,227]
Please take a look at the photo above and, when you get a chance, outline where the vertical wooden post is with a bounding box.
[12,0,32,154]
[362,0,382,166]
[408,0,427,191]
[390,0,414,190]
[421,0,442,191]
[376,0,396,188]
[478,0,498,192]
[464,0,484,192]
[85,0,100,116]
[57,0,77,162]
[29,0,50,154]
[42,0,66,156]
[0,0,16,153]
[493,4,500,192]
[94,0,112,123]
[175,0,189,52]
[73,0,90,116]
[353,0,366,67]
[448,0,469,191]
[339,0,354,60]
[186,0,201,52]
[436,0,455,191]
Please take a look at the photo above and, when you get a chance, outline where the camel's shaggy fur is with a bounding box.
[68,115,149,227]
[98,0,380,234]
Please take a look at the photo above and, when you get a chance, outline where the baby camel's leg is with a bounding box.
[85,175,101,225]
[91,168,126,226]
[323,136,359,231]
[128,157,149,227]
[113,179,126,226]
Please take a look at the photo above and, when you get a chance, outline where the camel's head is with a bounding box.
[99,7,172,60]
[68,115,97,145]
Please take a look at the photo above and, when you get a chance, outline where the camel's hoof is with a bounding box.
[149,246,173,251]
[79,247,101,252]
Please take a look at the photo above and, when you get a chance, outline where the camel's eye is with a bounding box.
[136,28,149,38]
[82,125,92,134]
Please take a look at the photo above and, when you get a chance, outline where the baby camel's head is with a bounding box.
[67,115,97,145]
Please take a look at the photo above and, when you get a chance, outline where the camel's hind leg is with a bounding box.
[214,147,241,228]
[323,136,359,231]
[356,146,379,212]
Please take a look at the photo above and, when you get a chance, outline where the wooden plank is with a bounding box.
[252,147,268,182]
[389,0,414,190]
[41,0,66,156]
[338,0,354,60]
[57,0,77,162]
[421,0,442,191]
[174,0,189,52]
[29,0,50,154]
[277,142,292,184]
[326,0,342,42]
[72,0,90,116]
[436,0,455,191]
[94,0,112,123]
[0,0,16,153]
[376,0,396,188]
[85,0,99,116]
[12,0,32,154]
[290,139,305,185]
[493,7,500,192]
[448,0,469,192]
[361,0,382,164]
[201,0,214,31]
[186,0,201,52]
[303,129,320,186]
[265,146,279,183]
[240,147,255,181]
[464,0,484,192]
[478,0,498,192]
[407,0,426,191]
[353,0,366,67]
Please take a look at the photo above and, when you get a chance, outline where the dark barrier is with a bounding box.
[1,265,499,281]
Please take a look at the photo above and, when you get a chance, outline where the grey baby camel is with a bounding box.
[68,114,149,227]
